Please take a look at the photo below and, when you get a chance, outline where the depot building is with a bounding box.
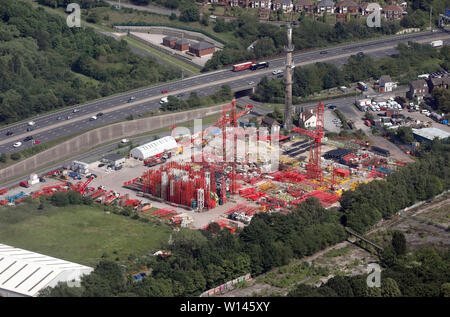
[130,136,178,160]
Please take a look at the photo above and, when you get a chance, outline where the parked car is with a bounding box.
[13,141,22,148]
[39,177,46,183]
[98,163,105,167]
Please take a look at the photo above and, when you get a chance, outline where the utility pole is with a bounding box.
[283,21,294,130]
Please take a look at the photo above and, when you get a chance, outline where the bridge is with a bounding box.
[345,227,384,252]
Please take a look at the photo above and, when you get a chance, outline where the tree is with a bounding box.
[0,153,7,163]
[180,5,200,22]
[51,192,69,207]
[10,152,21,160]
[169,13,177,20]
[381,278,402,297]
[392,231,407,256]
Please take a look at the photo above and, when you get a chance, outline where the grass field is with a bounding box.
[0,202,172,267]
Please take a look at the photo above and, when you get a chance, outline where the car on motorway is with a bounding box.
[161,90,168,94]
[57,116,62,120]
[28,121,35,126]
[97,112,104,117]
[90,116,97,121]
[248,81,255,85]
[272,69,282,75]
[277,74,284,78]
[13,141,22,148]
[20,181,30,188]
[320,51,327,55]
[177,93,184,98]
[66,115,72,120]
[121,138,129,144]
[73,109,79,113]
[128,97,136,103]
[33,140,40,145]
[328,105,337,109]
[357,52,364,57]
[160,96,168,104]
[26,127,33,132]
[6,131,13,136]
[24,136,33,142]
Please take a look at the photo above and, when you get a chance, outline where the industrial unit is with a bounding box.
[0,244,93,297]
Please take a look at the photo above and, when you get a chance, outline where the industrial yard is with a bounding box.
[0,98,409,234]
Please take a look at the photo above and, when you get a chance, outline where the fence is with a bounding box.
[127,32,202,70]
[0,104,224,184]
[200,273,251,297]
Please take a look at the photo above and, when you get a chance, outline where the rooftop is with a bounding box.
[412,127,450,141]
[190,41,215,50]
[0,244,93,297]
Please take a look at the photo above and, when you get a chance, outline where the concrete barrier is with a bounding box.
[0,105,224,183]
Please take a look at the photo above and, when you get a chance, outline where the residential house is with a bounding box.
[407,79,429,101]
[300,110,317,128]
[273,0,294,12]
[294,0,314,13]
[427,74,450,91]
[383,4,404,19]
[336,0,359,14]
[260,116,280,127]
[317,0,335,14]
[379,75,396,93]
[251,0,272,9]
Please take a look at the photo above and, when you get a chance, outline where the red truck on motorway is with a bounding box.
[232,61,255,72]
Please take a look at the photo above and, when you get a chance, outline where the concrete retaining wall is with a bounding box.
[0,105,224,183]
[115,26,224,49]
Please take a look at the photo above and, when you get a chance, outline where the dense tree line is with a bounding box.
[39,197,346,296]
[340,138,450,232]
[289,232,450,297]
[253,43,449,103]
[0,0,180,124]
[204,15,402,71]
[37,0,110,9]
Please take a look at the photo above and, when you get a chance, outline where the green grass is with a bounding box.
[323,246,351,258]
[0,203,172,267]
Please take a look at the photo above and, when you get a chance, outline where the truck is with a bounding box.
[430,40,443,48]
[232,61,255,72]
[250,61,269,70]
[357,82,367,91]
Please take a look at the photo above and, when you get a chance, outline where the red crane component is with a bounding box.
[74,176,95,195]
[292,102,325,183]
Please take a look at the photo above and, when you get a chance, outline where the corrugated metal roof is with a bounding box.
[0,244,93,297]
[412,127,450,141]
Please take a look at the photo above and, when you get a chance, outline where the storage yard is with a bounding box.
[0,99,410,231]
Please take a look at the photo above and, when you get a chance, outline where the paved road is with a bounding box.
[0,31,449,155]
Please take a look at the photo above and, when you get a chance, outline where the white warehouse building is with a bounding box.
[0,243,93,297]
[130,136,178,160]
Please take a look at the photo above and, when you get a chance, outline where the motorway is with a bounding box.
[0,30,449,155]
